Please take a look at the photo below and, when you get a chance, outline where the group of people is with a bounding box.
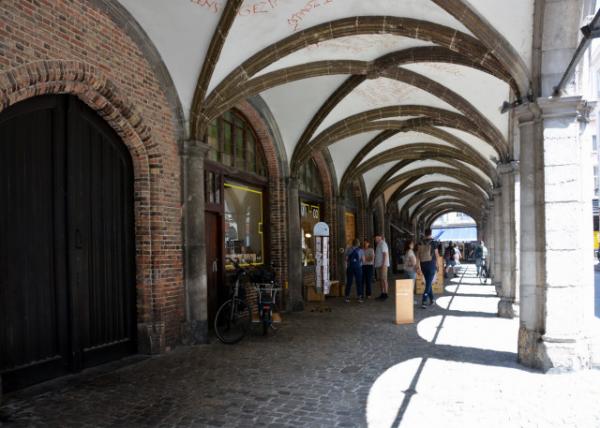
[344,230,490,308]
[344,234,390,303]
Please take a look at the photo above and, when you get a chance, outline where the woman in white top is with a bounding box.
[362,240,375,298]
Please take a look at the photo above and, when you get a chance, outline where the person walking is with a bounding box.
[474,240,488,276]
[345,238,364,303]
[416,228,439,308]
[374,234,390,300]
[362,240,375,299]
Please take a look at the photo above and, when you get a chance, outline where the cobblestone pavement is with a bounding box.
[2,265,600,428]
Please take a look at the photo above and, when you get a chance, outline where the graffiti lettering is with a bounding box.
[288,0,334,31]
[189,0,221,14]
[238,0,279,16]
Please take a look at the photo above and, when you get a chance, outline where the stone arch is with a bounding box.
[206,59,507,151]
[401,189,487,220]
[0,60,158,342]
[371,164,493,206]
[344,144,495,187]
[424,207,481,229]
[418,202,483,226]
[388,181,488,210]
[197,16,519,135]
[293,107,495,170]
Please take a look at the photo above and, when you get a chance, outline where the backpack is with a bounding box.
[348,247,361,269]
[418,239,436,262]
[474,246,483,258]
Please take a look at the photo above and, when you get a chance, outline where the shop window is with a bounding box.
[206,110,267,177]
[224,183,264,269]
[301,201,321,266]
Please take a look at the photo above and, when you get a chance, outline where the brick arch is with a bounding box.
[390,181,488,210]
[0,60,159,341]
[234,99,287,283]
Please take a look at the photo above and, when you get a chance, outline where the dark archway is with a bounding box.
[0,95,137,391]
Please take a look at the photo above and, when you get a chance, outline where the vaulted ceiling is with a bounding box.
[119,0,536,225]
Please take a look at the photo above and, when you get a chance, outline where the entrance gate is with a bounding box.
[0,95,136,391]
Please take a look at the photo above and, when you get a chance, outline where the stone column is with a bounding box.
[486,201,495,278]
[517,97,593,371]
[492,188,503,296]
[498,161,519,318]
[336,196,347,286]
[287,177,304,311]
[181,140,210,345]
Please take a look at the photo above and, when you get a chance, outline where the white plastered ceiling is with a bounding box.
[117,0,536,216]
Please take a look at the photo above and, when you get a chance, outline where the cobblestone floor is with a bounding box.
[1,265,600,428]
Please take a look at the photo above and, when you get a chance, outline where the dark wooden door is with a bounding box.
[205,211,222,325]
[0,95,136,391]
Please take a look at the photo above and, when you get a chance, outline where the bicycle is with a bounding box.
[478,258,490,284]
[214,259,282,344]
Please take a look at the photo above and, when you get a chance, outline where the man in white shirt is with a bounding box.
[374,234,390,300]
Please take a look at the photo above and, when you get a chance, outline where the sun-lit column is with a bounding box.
[517,97,593,371]
[492,188,503,296]
[498,161,519,318]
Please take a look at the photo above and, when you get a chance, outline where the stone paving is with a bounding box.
[1,265,600,428]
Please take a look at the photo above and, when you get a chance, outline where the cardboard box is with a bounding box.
[395,279,414,324]
[305,285,325,302]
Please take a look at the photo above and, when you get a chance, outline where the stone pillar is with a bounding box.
[336,196,347,286]
[287,177,304,311]
[498,161,519,318]
[517,97,593,371]
[492,188,503,296]
[486,201,495,278]
[181,140,210,345]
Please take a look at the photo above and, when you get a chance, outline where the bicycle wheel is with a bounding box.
[214,298,251,344]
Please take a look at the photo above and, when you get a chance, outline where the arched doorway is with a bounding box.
[0,95,136,391]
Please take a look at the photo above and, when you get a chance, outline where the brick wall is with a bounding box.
[0,0,183,349]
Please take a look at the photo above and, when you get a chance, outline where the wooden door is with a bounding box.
[66,97,136,369]
[205,211,222,325]
[0,95,136,391]
[0,96,70,390]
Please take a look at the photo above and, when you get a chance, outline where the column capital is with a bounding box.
[497,160,520,175]
[514,102,542,126]
[181,140,210,158]
[537,96,591,122]
[492,187,502,197]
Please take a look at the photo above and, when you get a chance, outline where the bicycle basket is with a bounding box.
[248,268,275,283]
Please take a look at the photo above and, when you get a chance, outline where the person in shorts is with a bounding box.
[374,234,390,300]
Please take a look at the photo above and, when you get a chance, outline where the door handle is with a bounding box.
[75,229,83,249]
[212,260,218,272]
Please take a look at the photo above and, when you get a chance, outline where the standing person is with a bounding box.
[345,238,364,303]
[443,241,454,278]
[474,240,488,276]
[374,234,390,300]
[416,228,439,308]
[362,240,375,299]
[403,240,418,301]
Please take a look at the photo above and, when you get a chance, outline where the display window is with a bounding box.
[300,201,321,266]
[224,182,264,269]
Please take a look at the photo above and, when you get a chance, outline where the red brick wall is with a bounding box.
[0,0,183,349]
[235,100,288,294]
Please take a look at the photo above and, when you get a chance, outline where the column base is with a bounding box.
[518,325,591,372]
[181,319,209,345]
[494,281,502,296]
[497,297,518,318]
[137,322,166,355]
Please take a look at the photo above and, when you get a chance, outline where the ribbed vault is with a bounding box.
[119,0,535,228]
